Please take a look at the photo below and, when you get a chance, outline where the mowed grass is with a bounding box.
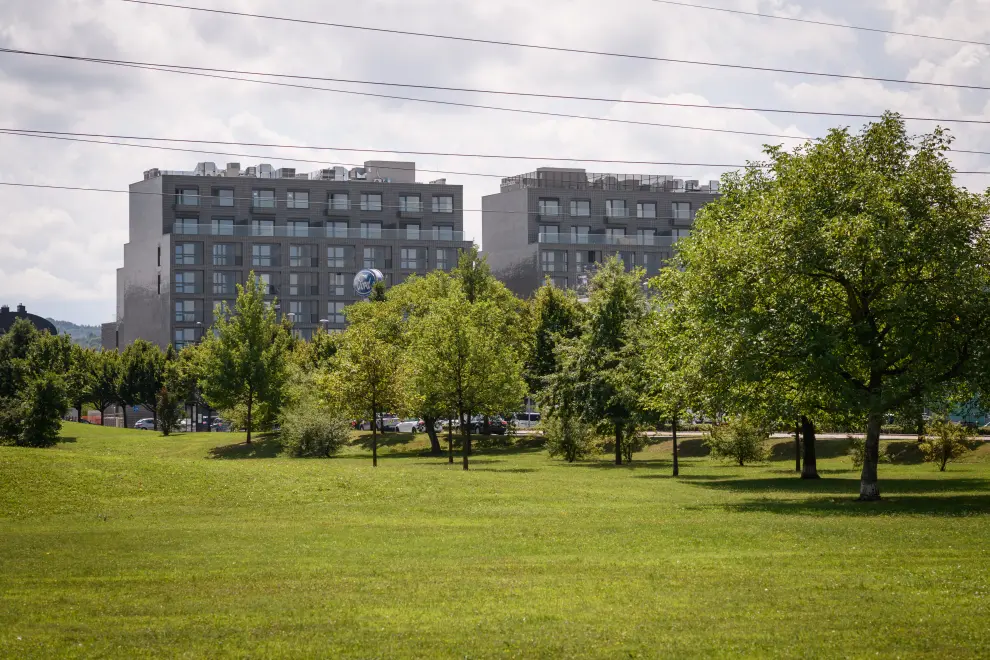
[1,426,989,658]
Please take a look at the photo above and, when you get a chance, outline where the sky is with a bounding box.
[1,0,989,326]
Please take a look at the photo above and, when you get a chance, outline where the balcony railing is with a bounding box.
[172,223,467,241]
[538,234,685,247]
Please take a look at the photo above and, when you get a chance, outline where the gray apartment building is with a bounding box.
[103,160,470,350]
[481,167,720,297]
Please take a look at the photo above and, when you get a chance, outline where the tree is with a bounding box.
[553,257,647,465]
[666,113,990,500]
[920,420,975,472]
[65,344,96,423]
[90,350,121,426]
[406,291,526,470]
[0,320,70,447]
[331,300,405,467]
[544,412,596,463]
[199,273,291,444]
[525,281,583,398]
[119,340,165,428]
[156,386,184,436]
[705,417,771,466]
[16,373,68,447]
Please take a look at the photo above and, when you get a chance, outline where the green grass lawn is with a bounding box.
[1,425,988,658]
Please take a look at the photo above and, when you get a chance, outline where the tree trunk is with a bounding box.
[800,416,820,480]
[462,411,471,471]
[122,405,128,429]
[859,413,883,501]
[100,405,107,426]
[671,416,679,477]
[246,392,253,445]
[917,413,925,444]
[794,419,801,473]
[614,423,623,466]
[424,416,442,455]
[372,405,378,468]
[447,419,454,464]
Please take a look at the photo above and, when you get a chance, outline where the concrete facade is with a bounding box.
[482,168,720,298]
[106,161,470,350]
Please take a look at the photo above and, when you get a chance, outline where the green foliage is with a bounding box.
[65,344,96,419]
[705,417,771,466]
[90,350,122,424]
[15,372,68,447]
[0,319,69,446]
[847,437,892,468]
[920,420,976,471]
[199,273,291,442]
[281,403,350,458]
[525,282,583,398]
[543,412,596,462]
[119,339,165,421]
[156,387,184,437]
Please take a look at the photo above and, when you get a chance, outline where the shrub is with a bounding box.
[622,430,647,463]
[920,420,976,472]
[545,413,596,463]
[705,417,770,466]
[17,373,68,448]
[848,437,892,468]
[281,404,350,458]
[156,386,184,437]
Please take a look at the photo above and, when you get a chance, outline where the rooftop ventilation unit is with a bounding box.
[245,166,257,177]
[429,178,447,185]
[673,179,684,191]
[225,163,241,177]
[349,167,368,180]
[709,180,720,192]
[195,162,218,176]
[257,164,275,179]
[276,168,296,179]
[686,180,699,191]
[143,168,161,180]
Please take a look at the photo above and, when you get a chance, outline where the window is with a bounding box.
[289,274,319,297]
[570,200,591,217]
[642,252,662,275]
[252,244,276,267]
[289,245,317,268]
[436,225,454,241]
[538,198,561,217]
[637,202,657,219]
[211,218,234,236]
[250,219,274,237]
[405,223,421,240]
[637,228,656,245]
[175,300,199,324]
[606,227,626,242]
[329,193,350,211]
[327,221,348,238]
[328,302,347,325]
[360,193,382,211]
[288,301,314,324]
[433,195,453,213]
[287,220,309,237]
[606,200,628,218]
[213,271,235,296]
[401,248,423,270]
[575,250,599,273]
[673,228,691,242]
[538,225,559,242]
[255,273,275,294]
[252,189,276,209]
[174,271,199,294]
[175,218,199,235]
[293,328,314,341]
[571,226,590,244]
[540,250,567,273]
[328,246,347,268]
[212,243,236,266]
[174,328,198,350]
[216,189,235,207]
[551,276,568,289]
[436,248,453,271]
[329,273,347,297]
[619,252,636,271]
[399,195,422,213]
[364,247,386,269]
[672,202,692,221]
[174,243,198,265]
[286,191,309,209]
[360,222,382,239]
[176,188,199,206]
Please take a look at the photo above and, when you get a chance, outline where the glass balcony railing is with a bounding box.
[538,234,685,247]
[171,223,467,241]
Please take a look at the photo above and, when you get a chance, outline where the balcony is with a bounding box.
[538,233,678,248]
[171,223,468,242]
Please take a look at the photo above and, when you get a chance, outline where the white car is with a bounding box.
[395,419,421,433]
[134,418,156,430]
[512,412,542,430]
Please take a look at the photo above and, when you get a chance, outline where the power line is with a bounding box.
[650,0,990,49]
[118,0,990,92]
[0,47,813,143]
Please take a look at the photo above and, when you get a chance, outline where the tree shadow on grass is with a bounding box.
[57,436,78,444]
[208,436,284,460]
[724,494,990,517]
[685,476,989,496]
[471,467,538,474]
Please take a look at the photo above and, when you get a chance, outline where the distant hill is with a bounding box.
[47,319,103,349]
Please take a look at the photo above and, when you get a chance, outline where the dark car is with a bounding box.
[468,415,508,435]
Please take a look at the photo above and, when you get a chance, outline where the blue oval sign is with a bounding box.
[353,269,384,297]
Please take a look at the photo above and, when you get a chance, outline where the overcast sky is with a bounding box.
[1,0,989,325]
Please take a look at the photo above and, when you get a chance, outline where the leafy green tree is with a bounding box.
[156,385,184,436]
[553,257,647,465]
[706,417,771,466]
[65,344,96,423]
[119,340,165,428]
[91,350,122,426]
[525,282,583,398]
[544,412,596,463]
[16,373,68,447]
[920,420,976,472]
[666,113,990,500]
[0,320,70,447]
[331,300,405,467]
[199,273,291,443]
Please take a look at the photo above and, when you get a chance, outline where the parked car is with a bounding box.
[511,412,542,430]
[468,415,508,435]
[395,418,421,433]
[416,419,443,433]
[380,417,401,433]
[134,418,156,430]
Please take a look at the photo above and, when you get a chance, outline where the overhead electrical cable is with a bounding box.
[118,0,990,92]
